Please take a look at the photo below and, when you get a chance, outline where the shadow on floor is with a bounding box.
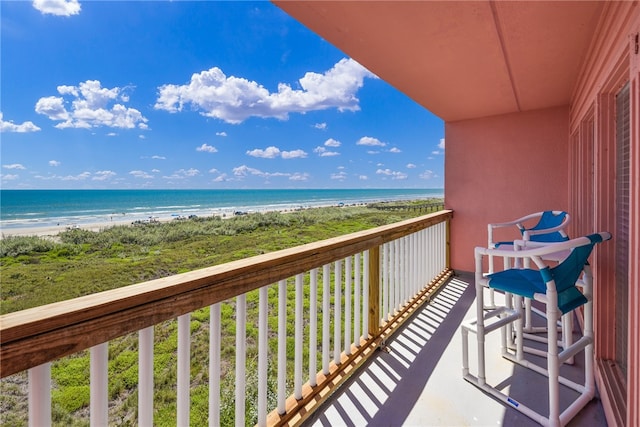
[303,274,607,427]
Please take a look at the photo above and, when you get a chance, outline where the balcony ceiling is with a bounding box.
[273,1,604,122]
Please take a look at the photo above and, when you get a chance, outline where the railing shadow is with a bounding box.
[303,275,608,427]
[304,276,475,426]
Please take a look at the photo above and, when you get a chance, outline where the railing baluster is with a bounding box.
[354,253,361,346]
[28,363,50,427]
[177,313,190,426]
[139,326,154,426]
[90,343,108,427]
[382,243,389,323]
[412,234,418,294]
[235,294,247,426]
[309,268,318,386]
[294,274,303,399]
[277,279,287,414]
[368,246,380,334]
[363,250,370,338]
[344,257,352,356]
[322,264,331,373]
[209,303,221,427]
[334,260,342,364]
[394,239,400,314]
[258,286,268,427]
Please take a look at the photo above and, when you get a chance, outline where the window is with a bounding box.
[615,81,630,378]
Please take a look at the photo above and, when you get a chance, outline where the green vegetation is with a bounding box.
[0,201,442,426]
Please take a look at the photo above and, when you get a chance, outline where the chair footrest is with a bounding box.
[462,306,520,335]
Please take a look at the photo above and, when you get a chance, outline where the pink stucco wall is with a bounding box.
[445,106,570,272]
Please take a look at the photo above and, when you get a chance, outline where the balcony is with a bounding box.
[0,210,607,426]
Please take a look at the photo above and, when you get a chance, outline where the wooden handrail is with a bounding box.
[0,210,452,378]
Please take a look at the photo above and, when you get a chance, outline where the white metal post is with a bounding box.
[177,313,190,427]
[334,260,342,364]
[309,269,318,385]
[235,294,247,426]
[258,286,268,427]
[344,257,352,355]
[209,303,221,427]
[294,274,303,399]
[322,264,331,372]
[90,342,108,427]
[29,363,51,427]
[354,253,361,346]
[277,280,287,414]
[139,326,154,427]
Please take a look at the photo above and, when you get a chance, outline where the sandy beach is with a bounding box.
[0,205,338,239]
[1,218,140,239]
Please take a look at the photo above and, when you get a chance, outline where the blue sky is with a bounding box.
[1,0,444,190]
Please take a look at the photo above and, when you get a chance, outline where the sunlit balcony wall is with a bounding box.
[272,2,640,425]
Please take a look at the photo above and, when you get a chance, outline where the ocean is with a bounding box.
[0,188,443,230]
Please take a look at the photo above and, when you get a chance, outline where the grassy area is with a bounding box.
[0,201,442,426]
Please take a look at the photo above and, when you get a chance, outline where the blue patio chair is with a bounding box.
[462,232,611,427]
[486,211,571,341]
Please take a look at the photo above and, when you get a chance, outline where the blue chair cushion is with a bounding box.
[487,269,546,299]
[487,269,588,314]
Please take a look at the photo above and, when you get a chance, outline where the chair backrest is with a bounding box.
[523,210,569,243]
[540,233,606,293]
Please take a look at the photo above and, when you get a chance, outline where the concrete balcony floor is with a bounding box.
[304,274,608,426]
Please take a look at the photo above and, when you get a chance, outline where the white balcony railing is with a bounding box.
[1,210,453,426]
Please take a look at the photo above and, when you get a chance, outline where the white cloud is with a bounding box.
[130,170,154,179]
[154,58,376,124]
[0,174,19,181]
[61,171,91,181]
[438,138,445,150]
[247,146,281,159]
[208,168,219,174]
[431,150,440,155]
[389,147,401,153]
[49,160,61,167]
[162,168,200,180]
[216,131,227,137]
[314,146,339,157]
[107,132,117,137]
[0,112,41,133]
[324,138,341,147]
[196,143,218,153]
[419,170,436,180]
[281,149,307,159]
[233,165,268,178]
[151,155,166,160]
[232,165,303,180]
[314,122,327,130]
[357,136,386,147]
[330,171,347,181]
[289,172,309,181]
[213,173,228,182]
[376,168,408,180]
[151,169,160,173]
[33,0,81,16]
[3,164,26,170]
[367,150,380,155]
[93,170,116,181]
[35,80,148,130]
[246,146,306,159]
[406,163,417,169]
[359,175,368,180]
[139,135,146,139]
